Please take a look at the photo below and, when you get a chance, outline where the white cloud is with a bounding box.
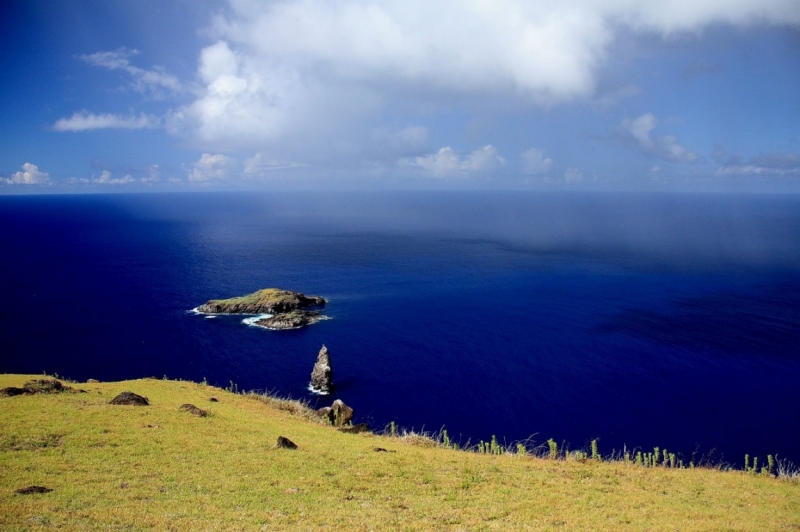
[411,145,505,177]
[716,152,800,177]
[2,163,50,185]
[66,169,158,185]
[188,153,235,182]
[53,111,160,132]
[97,170,135,185]
[244,153,309,174]
[521,148,553,174]
[166,0,800,162]
[564,167,584,183]
[618,113,697,162]
[163,0,799,164]
[79,48,183,96]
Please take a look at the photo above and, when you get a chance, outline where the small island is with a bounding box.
[195,288,327,330]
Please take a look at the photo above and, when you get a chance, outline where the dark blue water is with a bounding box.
[1,191,799,465]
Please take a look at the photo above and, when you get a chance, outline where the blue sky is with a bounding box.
[1,0,799,192]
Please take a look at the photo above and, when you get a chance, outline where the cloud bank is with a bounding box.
[161,0,798,169]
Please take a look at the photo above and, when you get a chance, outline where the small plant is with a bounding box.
[635,452,643,466]
[442,429,450,449]
[768,455,775,475]
[547,438,558,460]
[654,447,660,466]
[201,376,208,386]
[390,421,397,437]
[490,435,501,455]
[745,454,750,472]
[516,443,527,455]
[591,439,599,461]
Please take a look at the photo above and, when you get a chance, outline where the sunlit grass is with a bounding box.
[1,374,798,530]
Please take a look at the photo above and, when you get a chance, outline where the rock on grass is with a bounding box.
[274,436,298,450]
[109,392,149,406]
[179,404,208,417]
[16,486,52,495]
[0,379,71,397]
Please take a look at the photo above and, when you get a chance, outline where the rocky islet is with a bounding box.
[196,288,327,330]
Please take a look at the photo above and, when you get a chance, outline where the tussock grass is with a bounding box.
[0,374,798,531]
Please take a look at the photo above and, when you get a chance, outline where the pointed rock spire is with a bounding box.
[310,344,333,394]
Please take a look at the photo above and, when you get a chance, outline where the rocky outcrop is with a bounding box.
[109,391,149,406]
[1,379,71,397]
[255,310,323,330]
[310,345,333,394]
[317,399,353,426]
[196,288,326,315]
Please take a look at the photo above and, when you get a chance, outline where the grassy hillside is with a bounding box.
[0,374,797,531]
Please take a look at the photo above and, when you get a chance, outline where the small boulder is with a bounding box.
[109,391,149,406]
[87,379,99,383]
[274,436,298,450]
[179,404,208,417]
[0,387,26,397]
[16,486,52,495]
[309,345,333,394]
[209,397,219,402]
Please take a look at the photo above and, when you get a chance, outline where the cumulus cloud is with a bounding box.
[521,148,553,174]
[411,145,506,177]
[53,111,160,132]
[78,48,183,96]
[2,163,50,185]
[616,113,697,162]
[188,153,235,182]
[716,152,800,177]
[97,170,135,185]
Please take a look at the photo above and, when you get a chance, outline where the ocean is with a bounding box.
[1,191,798,465]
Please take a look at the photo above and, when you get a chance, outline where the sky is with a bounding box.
[1,0,799,192]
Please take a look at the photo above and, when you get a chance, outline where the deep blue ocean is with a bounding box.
[1,191,799,465]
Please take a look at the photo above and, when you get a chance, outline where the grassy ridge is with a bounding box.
[0,374,798,531]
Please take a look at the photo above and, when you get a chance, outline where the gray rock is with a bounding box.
[310,345,333,394]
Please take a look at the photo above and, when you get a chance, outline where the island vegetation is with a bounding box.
[1,374,797,530]
[195,288,327,330]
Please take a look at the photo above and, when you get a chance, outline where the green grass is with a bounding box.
[1,374,798,531]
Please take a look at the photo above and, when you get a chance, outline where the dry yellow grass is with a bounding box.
[0,374,798,531]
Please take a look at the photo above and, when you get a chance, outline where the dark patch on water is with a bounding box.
[597,282,800,359]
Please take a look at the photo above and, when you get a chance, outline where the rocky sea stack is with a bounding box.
[310,345,333,394]
[196,288,327,330]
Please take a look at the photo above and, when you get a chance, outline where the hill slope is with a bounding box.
[0,374,797,531]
